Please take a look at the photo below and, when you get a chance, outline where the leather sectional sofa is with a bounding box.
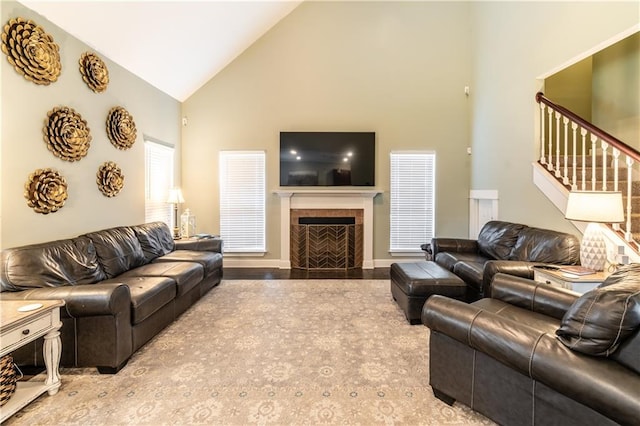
[431,220,580,300]
[422,269,640,425]
[0,222,223,373]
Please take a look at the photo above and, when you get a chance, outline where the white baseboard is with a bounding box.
[222,258,283,268]
[222,258,424,268]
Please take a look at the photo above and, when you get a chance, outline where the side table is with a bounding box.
[0,299,64,422]
[533,267,606,294]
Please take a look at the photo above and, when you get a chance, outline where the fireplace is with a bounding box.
[290,210,363,270]
[275,189,381,269]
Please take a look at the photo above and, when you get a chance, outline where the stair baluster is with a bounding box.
[535,92,640,252]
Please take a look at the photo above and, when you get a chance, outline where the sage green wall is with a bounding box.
[181,1,472,263]
[544,31,639,152]
[593,32,640,148]
[0,1,181,248]
[545,57,593,123]
[469,1,639,235]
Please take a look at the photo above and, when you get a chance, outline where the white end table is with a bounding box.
[0,299,64,422]
[533,267,606,294]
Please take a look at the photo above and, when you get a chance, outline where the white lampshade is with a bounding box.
[166,188,185,204]
[565,191,624,223]
[565,191,624,272]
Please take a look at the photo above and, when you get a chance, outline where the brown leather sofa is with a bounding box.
[422,270,640,426]
[0,222,223,373]
[431,220,580,300]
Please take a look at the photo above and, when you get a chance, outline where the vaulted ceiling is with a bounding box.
[20,1,302,101]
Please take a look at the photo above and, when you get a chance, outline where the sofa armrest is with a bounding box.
[174,237,222,253]
[490,273,578,320]
[482,260,545,295]
[422,295,549,374]
[422,295,640,424]
[431,238,478,257]
[483,260,538,280]
[0,283,131,317]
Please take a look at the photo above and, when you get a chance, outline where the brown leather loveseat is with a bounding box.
[431,220,580,300]
[0,222,223,373]
[422,268,640,425]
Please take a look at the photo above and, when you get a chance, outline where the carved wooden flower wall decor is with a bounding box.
[24,168,68,214]
[79,52,109,93]
[43,106,92,162]
[1,17,61,85]
[96,161,124,197]
[106,106,137,150]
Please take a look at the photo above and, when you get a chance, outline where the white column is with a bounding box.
[469,190,499,239]
[278,192,292,269]
[362,195,375,269]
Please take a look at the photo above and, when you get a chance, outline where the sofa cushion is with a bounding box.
[556,270,640,356]
[1,237,106,291]
[84,226,146,278]
[103,276,175,325]
[477,221,526,260]
[154,251,222,276]
[473,298,561,335]
[133,222,175,263]
[509,227,580,264]
[120,261,204,297]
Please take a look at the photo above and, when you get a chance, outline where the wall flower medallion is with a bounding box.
[24,168,68,214]
[79,52,109,93]
[1,17,61,85]
[43,106,92,162]
[106,106,137,150]
[96,161,124,197]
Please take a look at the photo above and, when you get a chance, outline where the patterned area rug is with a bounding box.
[7,280,493,425]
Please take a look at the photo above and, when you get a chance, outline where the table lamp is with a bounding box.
[166,188,184,239]
[564,191,624,271]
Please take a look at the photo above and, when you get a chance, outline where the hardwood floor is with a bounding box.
[223,267,390,280]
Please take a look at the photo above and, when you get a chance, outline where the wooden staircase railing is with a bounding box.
[535,92,640,247]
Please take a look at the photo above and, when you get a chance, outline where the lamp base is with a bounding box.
[580,222,607,271]
[172,205,181,239]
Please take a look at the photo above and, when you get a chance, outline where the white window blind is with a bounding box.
[144,139,174,227]
[390,151,436,252]
[219,151,266,253]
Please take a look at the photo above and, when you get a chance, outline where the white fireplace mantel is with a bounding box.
[274,188,382,269]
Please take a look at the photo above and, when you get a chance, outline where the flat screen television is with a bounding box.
[280,131,375,186]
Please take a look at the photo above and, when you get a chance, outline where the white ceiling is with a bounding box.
[19,1,302,101]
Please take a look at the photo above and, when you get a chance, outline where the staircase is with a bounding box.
[534,92,640,264]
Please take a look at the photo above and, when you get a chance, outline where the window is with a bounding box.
[144,138,174,227]
[390,151,436,253]
[219,151,266,253]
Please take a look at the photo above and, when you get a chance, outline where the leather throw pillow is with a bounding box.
[556,269,640,356]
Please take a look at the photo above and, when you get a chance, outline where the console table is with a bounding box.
[0,300,64,422]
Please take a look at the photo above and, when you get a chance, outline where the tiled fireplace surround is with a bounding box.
[290,209,363,269]
[276,190,381,269]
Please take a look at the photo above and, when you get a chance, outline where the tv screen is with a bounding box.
[280,132,375,186]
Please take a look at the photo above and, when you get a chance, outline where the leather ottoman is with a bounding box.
[390,261,467,324]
